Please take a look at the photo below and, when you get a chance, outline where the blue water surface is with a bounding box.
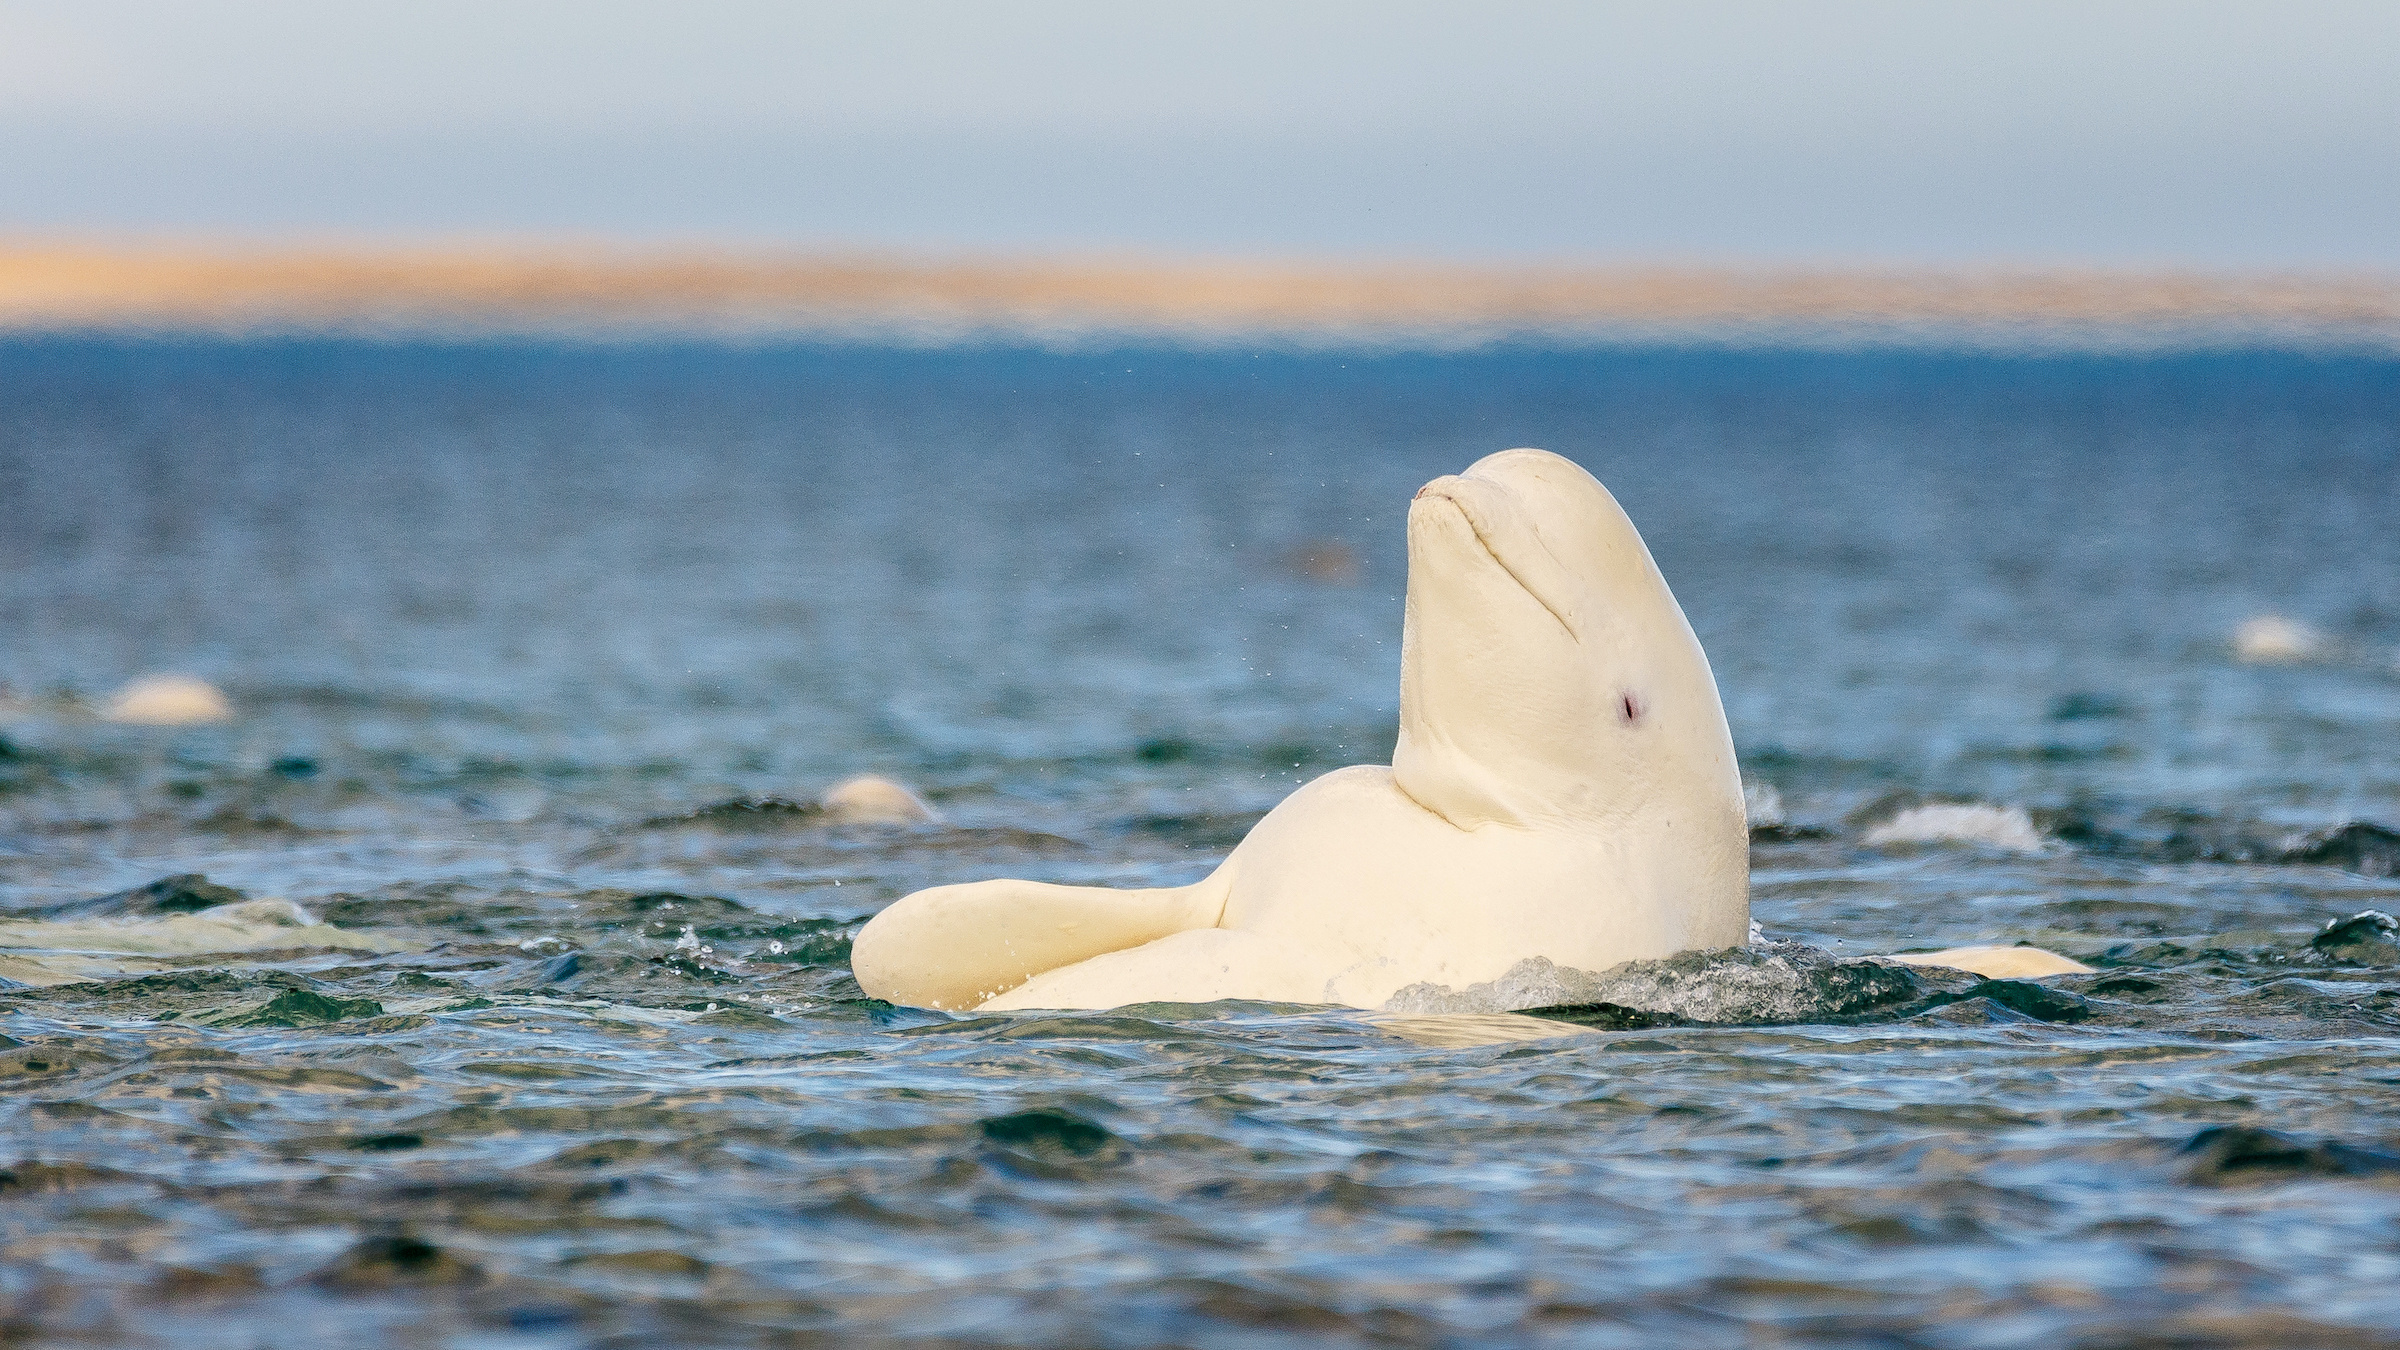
[2,339,2398,1347]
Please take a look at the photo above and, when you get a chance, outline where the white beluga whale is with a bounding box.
[852,447,1752,1010]
[820,774,939,826]
[102,674,233,725]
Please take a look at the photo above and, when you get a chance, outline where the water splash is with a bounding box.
[1862,802,2046,853]
[1383,941,1971,1024]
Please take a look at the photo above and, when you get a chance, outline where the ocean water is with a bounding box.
[3,338,2400,1347]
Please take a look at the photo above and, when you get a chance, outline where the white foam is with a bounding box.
[2233,614,2324,664]
[1743,781,1785,829]
[1863,803,2045,854]
[102,674,232,725]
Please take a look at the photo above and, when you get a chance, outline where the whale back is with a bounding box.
[1393,448,1743,842]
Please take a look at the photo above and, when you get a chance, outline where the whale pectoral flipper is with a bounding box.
[976,926,1309,1011]
[849,872,1230,1010]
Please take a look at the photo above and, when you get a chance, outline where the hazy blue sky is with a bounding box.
[3,1,2395,263]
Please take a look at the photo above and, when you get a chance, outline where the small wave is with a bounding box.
[2162,819,2400,875]
[1862,802,2046,853]
[2181,1124,2400,1184]
[2059,812,2400,876]
[2092,906,2400,973]
[23,872,250,919]
[2312,909,2400,963]
[643,796,826,828]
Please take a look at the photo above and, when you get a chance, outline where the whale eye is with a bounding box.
[1619,691,1644,724]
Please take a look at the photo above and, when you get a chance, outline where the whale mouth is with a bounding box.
[1414,483,1576,639]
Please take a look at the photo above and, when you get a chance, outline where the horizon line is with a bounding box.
[6,241,2397,351]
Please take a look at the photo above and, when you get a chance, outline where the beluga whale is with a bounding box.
[851,447,1754,1010]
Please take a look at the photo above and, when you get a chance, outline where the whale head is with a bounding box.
[1394,448,1744,841]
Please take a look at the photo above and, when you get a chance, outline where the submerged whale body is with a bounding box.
[102,674,232,725]
[852,448,1752,1011]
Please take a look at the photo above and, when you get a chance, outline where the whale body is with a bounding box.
[851,448,1751,1011]
[102,674,232,725]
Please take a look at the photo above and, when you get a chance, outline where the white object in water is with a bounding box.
[1743,781,1785,829]
[1891,945,2093,978]
[1362,1011,1597,1047]
[852,448,1750,1011]
[2233,614,2323,664]
[0,898,411,987]
[102,674,233,725]
[1863,803,2045,854]
[820,774,939,825]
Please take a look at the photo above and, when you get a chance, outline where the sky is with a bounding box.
[2,1,2396,265]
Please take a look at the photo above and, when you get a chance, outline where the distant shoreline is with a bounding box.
[4,244,2396,350]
